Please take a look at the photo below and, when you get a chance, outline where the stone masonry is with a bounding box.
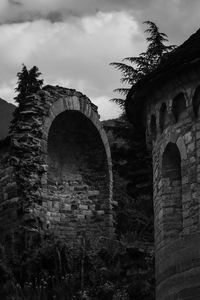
[146,74,200,300]
[0,85,114,246]
[126,28,200,300]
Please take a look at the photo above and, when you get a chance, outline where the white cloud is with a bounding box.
[93,96,122,120]
[1,0,199,120]
[0,0,137,23]
[0,82,15,103]
[0,11,145,119]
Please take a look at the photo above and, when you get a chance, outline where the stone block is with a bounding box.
[196,131,200,140]
[51,99,65,117]
[97,210,105,215]
[3,193,8,201]
[84,210,92,216]
[197,149,200,157]
[187,142,195,153]
[177,136,187,159]
[77,214,85,220]
[64,204,71,211]
[79,204,88,210]
[189,156,196,163]
[88,190,100,196]
[184,131,192,144]
[74,185,88,192]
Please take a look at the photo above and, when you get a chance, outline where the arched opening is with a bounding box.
[150,114,157,140]
[159,103,169,132]
[47,110,110,238]
[192,86,200,118]
[172,93,187,122]
[162,143,182,238]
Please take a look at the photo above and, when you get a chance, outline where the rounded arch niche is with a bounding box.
[161,142,183,238]
[47,110,110,193]
[42,91,113,240]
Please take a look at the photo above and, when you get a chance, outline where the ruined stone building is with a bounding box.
[126,28,200,299]
[0,85,114,246]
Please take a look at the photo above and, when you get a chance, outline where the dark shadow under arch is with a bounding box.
[162,142,183,238]
[192,86,200,118]
[172,93,187,122]
[159,103,169,132]
[47,110,110,238]
[150,114,157,140]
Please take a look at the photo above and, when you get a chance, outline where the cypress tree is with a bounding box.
[9,64,45,212]
[109,21,176,109]
[10,64,43,134]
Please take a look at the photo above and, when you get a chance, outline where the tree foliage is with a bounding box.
[110,21,176,109]
[8,65,45,212]
[15,64,43,104]
[0,234,154,300]
[10,64,43,133]
[104,21,174,298]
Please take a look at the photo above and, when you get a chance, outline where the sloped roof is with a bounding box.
[126,28,200,130]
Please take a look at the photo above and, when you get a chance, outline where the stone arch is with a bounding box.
[172,93,187,122]
[192,85,200,118]
[161,142,183,238]
[150,114,157,140]
[176,136,187,160]
[160,134,187,165]
[41,89,113,240]
[159,103,169,132]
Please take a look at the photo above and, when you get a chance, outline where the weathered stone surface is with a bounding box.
[143,74,200,299]
[0,85,114,246]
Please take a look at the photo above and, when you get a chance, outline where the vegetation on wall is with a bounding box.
[103,118,153,241]
[102,116,155,300]
[99,21,176,299]
[105,20,176,260]
[107,20,176,252]
[9,65,46,214]
[10,64,44,133]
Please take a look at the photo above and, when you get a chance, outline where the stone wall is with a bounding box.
[0,166,18,233]
[0,85,114,245]
[0,141,19,241]
[146,70,200,299]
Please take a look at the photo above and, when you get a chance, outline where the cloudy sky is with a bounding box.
[0,0,200,119]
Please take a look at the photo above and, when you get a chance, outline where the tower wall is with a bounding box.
[146,73,200,299]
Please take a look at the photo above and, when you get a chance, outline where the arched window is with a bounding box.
[172,93,187,122]
[159,103,168,132]
[192,86,200,118]
[150,114,157,140]
[162,143,182,238]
